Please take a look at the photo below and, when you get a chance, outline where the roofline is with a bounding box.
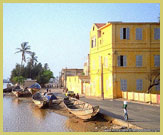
[62,68,83,71]
[109,22,160,24]
[99,23,112,30]
[98,22,160,30]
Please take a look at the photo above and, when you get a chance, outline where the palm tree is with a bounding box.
[28,52,38,68]
[27,52,38,78]
[15,42,32,66]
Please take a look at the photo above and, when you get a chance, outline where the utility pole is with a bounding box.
[101,56,104,100]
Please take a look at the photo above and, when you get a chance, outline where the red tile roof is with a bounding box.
[94,23,106,29]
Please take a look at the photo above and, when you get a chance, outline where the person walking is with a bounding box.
[123,101,128,121]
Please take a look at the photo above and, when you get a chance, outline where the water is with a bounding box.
[3,83,111,132]
[3,83,71,132]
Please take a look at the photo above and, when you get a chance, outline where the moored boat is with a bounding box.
[63,97,100,120]
[12,87,32,97]
[32,92,62,109]
[28,83,41,94]
[3,87,13,93]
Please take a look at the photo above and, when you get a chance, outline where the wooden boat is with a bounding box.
[32,92,62,109]
[12,88,32,97]
[28,83,41,95]
[3,87,13,93]
[64,97,100,120]
[3,85,17,93]
[28,88,40,95]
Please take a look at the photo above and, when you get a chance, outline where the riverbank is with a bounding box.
[3,92,120,132]
[40,88,160,131]
[3,88,149,132]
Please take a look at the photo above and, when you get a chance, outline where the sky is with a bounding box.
[3,3,160,79]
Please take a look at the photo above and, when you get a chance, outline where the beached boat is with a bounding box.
[3,84,17,93]
[63,98,100,120]
[3,87,13,93]
[12,88,32,97]
[32,92,62,109]
[28,83,41,95]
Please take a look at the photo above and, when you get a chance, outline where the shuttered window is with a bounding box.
[136,28,142,40]
[136,55,142,67]
[120,28,130,40]
[118,55,127,67]
[121,79,127,91]
[154,28,160,40]
[91,37,96,48]
[155,84,160,91]
[154,55,160,67]
[136,79,143,90]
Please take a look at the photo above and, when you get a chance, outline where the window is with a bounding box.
[91,40,93,48]
[136,55,142,67]
[136,79,143,90]
[93,26,95,31]
[120,28,130,40]
[155,80,160,91]
[154,28,160,40]
[154,55,160,67]
[155,84,160,91]
[136,28,142,40]
[155,84,160,90]
[91,37,96,48]
[118,55,126,67]
[121,79,127,91]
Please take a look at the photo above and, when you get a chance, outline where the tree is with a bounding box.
[44,63,49,70]
[147,68,160,93]
[37,70,54,87]
[27,52,38,78]
[15,42,32,66]
[28,52,38,68]
[11,76,25,85]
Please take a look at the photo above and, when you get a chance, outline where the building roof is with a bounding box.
[94,23,106,28]
[98,21,160,30]
[62,68,83,71]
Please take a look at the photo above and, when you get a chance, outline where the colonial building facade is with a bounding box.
[89,22,160,98]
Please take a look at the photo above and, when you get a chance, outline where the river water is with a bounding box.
[3,83,113,132]
[3,83,71,132]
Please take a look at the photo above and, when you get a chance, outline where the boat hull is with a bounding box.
[12,90,32,97]
[32,99,48,109]
[64,98,100,120]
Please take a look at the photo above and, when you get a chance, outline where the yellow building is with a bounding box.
[67,75,90,94]
[89,22,160,99]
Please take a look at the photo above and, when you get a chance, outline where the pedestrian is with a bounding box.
[123,101,128,121]
[46,88,49,93]
[76,93,79,100]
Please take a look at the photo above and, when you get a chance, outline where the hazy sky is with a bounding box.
[3,3,160,79]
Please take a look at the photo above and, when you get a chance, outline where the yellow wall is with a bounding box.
[66,76,82,94]
[122,92,159,104]
[89,23,160,99]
